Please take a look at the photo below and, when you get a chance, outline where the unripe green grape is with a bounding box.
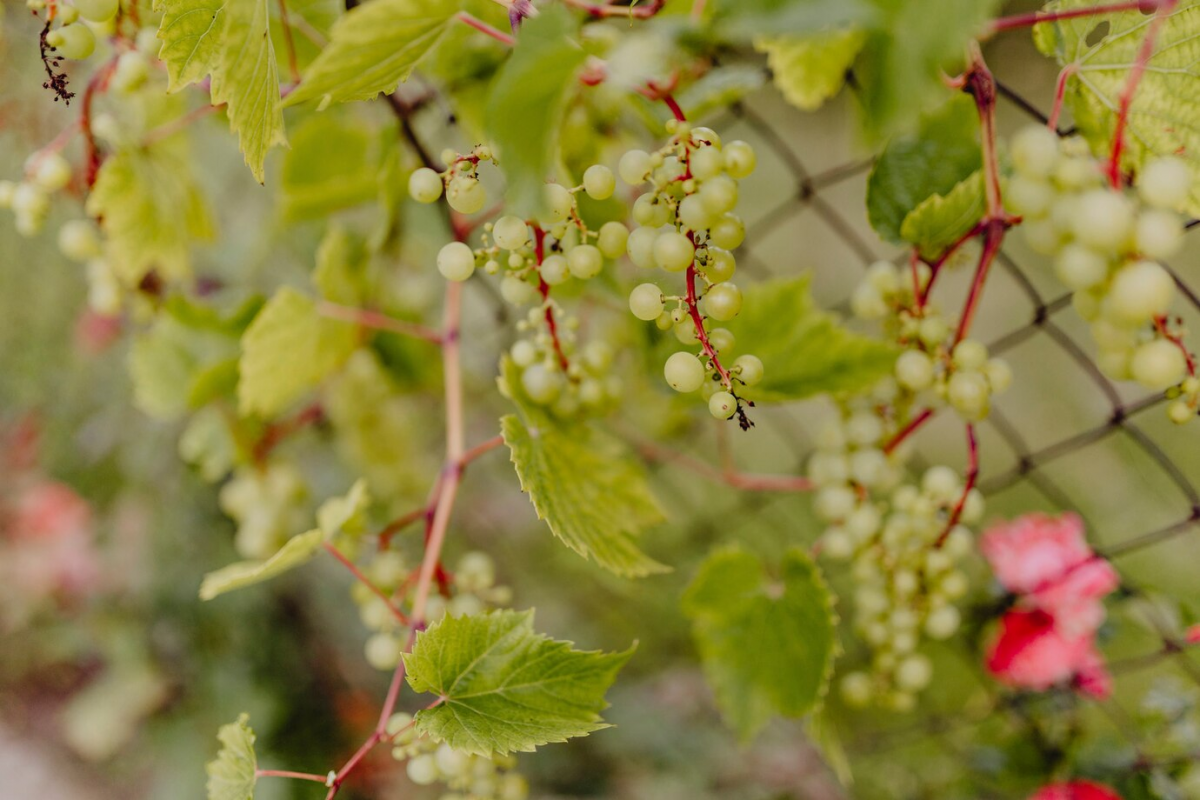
[567,243,603,279]
[12,183,49,220]
[58,219,100,262]
[540,253,570,285]
[500,275,539,306]
[582,340,613,373]
[447,176,486,214]
[849,448,888,487]
[627,226,659,269]
[708,214,745,250]
[1072,189,1134,251]
[437,241,475,282]
[632,193,669,227]
[58,5,81,22]
[1005,175,1054,218]
[1107,259,1175,324]
[984,358,1013,393]
[112,50,149,92]
[1010,125,1059,176]
[364,633,402,670]
[851,282,887,320]
[597,221,629,259]
[47,23,96,59]
[703,282,742,321]
[925,605,961,639]
[699,175,738,215]
[822,527,853,560]
[521,363,564,403]
[690,146,724,181]
[918,316,949,348]
[540,183,573,223]
[618,149,653,185]
[1138,156,1192,211]
[808,451,849,485]
[371,551,407,588]
[629,283,664,321]
[708,327,735,353]
[655,311,673,330]
[733,354,763,386]
[709,391,736,419]
[940,570,968,599]
[677,194,714,232]
[1168,400,1195,424]
[434,744,467,778]
[409,167,444,203]
[1091,318,1139,350]
[664,351,705,392]
[582,164,615,200]
[674,320,698,344]
[816,485,857,520]
[723,140,757,179]
[654,230,695,273]
[895,349,934,391]
[1135,208,1184,259]
[943,525,973,558]
[406,754,439,786]
[654,156,684,184]
[947,371,989,418]
[493,215,529,250]
[689,126,721,148]
[73,0,119,22]
[1131,339,1187,390]
[846,411,883,445]
[32,153,71,191]
[922,465,960,503]
[703,247,736,283]
[1054,243,1109,290]
[952,340,988,370]
[1053,156,1099,191]
[512,340,537,368]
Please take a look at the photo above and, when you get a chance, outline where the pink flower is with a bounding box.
[987,609,1092,691]
[981,513,1092,594]
[1029,780,1122,800]
[10,481,92,541]
[1186,624,1200,645]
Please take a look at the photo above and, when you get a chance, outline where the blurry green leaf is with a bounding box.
[86,143,213,283]
[200,529,325,600]
[854,0,999,140]
[314,224,370,305]
[404,609,633,756]
[179,406,240,482]
[716,0,874,39]
[156,0,225,90]
[130,316,239,420]
[238,287,358,417]
[206,715,257,800]
[485,5,586,216]
[284,0,456,107]
[210,0,286,182]
[676,65,767,120]
[1035,0,1200,216]
[726,275,898,403]
[807,712,854,786]
[866,94,981,243]
[317,478,370,536]
[756,28,864,111]
[899,170,985,259]
[280,112,387,222]
[683,546,836,741]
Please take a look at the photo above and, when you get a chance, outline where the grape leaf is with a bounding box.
[180,407,240,482]
[205,714,257,800]
[313,224,370,305]
[283,0,456,107]
[209,0,286,183]
[866,93,981,243]
[200,528,325,600]
[404,609,634,756]
[682,546,837,741]
[485,5,587,216]
[316,478,370,537]
[724,275,898,403]
[1034,0,1200,216]
[756,28,865,112]
[86,143,214,283]
[156,0,226,90]
[281,115,384,222]
[238,287,358,417]
[899,170,985,259]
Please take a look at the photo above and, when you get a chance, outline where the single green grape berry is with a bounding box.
[364,633,402,670]
[111,50,149,93]
[655,311,673,331]
[521,363,565,404]
[1071,189,1133,252]
[58,5,80,22]
[12,183,49,220]
[629,283,664,321]
[73,0,119,22]
[689,146,724,181]
[632,193,669,227]
[708,327,735,353]
[951,340,988,371]
[839,672,873,708]
[947,371,990,419]
[511,340,537,368]
[851,282,887,320]
[58,219,100,262]
[708,214,745,250]
[47,22,96,60]
[493,215,529,250]
[567,244,603,279]
[1096,347,1133,381]
[1106,259,1175,324]
[678,194,715,232]
[704,247,736,283]
[31,153,71,192]
[1005,175,1054,219]
[1010,125,1059,177]
[1135,209,1184,260]
[674,320,698,345]
[922,465,960,504]
[708,391,736,419]
[1131,338,1187,390]
[501,275,540,306]
[1138,156,1192,211]
[627,227,659,269]
[699,175,738,216]
[437,241,475,282]
[925,605,961,639]
[406,754,439,786]
[434,743,468,778]
[664,351,705,393]
[703,282,742,321]
[582,164,615,200]
[1168,400,1195,425]
[447,175,486,214]
[985,358,1013,393]
[597,221,629,259]
[895,349,934,391]
[1054,243,1109,291]
[618,149,652,185]
[654,230,695,273]
[723,140,757,179]
[409,167,443,203]
[541,184,573,223]
[733,354,763,386]
[540,253,570,286]
[690,126,722,149]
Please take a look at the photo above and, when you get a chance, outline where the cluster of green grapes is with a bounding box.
[1006,124,1198,423]
[355,551,512,672]
[851,261,1013,422]
[0,151,72,237]
[809,395,982,710]
[388,716,528,800]
[619,121,762,423]
[217,464,309,559]
[32,0,154,83]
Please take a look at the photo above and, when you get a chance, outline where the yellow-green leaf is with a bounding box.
[206,714,257,800]
[899,170,985,260]
[157,0,225,90]
[756,27,864,112]
[199,528,325,600]
[316,478,370,537]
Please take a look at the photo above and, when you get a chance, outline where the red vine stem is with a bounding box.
[456,11,515,46]
[934,423,979,548]
[323,542,410,625]
[987,0,1172,35]
[684,263,733,390]
[255,770,327,783]
[531,225,571,371]
[1107,0,1178,187]
[883,407,934,455]
[1153,315,1197,377]
[317,301,443,344]
[662,93,686,123]
[1048,64,1076,132]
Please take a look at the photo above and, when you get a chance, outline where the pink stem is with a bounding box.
[1107,0,1177,187]
[317,301,443,344]
[935,424,979,548]
[256,770,327,783]
[1048,64,1076,132]
[988,0,1170,35]
[884,408,935,455]
[322,543,410,625]
[456,11,515,46]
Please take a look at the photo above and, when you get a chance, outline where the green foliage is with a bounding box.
[316,478,370,537]
[280,114,388,222]
[485,5,586,216]
[900,170,985,259]
[284,0,457,107]
[238,287,358,418]
[1034,0,1200,216]
[682,546,837,740]
[501,360,667,578]
[205,714,257,800]
[156,0,225,90]
[199,528,325,600]
[715,0,873,40]
[725,275,898,403]
[313,224,371,305]
[404,609,634,755]
[867,93,981,243]
[756,28,864,112]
